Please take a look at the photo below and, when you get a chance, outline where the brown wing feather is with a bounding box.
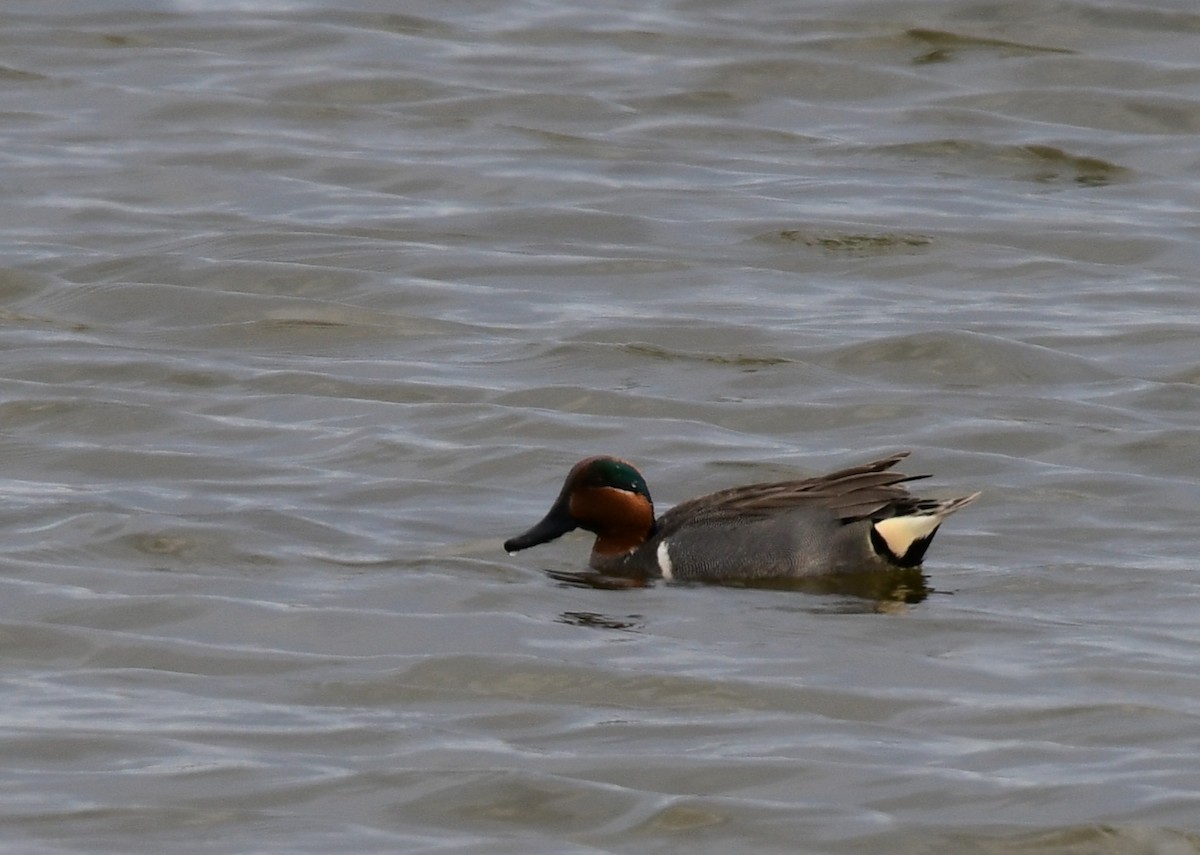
[655,452,928,535]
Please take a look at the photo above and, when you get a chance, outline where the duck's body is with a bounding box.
[503,452,978,582]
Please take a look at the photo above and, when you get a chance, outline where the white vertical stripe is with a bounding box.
[656,540,674,580]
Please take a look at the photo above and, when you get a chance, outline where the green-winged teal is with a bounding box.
[504,452,978,581]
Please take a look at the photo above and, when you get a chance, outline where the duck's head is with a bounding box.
[504,456,656,558]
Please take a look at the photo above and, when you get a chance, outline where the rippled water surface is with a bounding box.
[2,0,1199,852]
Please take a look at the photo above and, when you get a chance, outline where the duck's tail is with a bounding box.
[869,492,981,567]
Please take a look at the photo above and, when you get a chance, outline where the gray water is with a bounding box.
[2,1,1199,852]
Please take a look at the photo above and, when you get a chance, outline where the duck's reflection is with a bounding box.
[545,564,932,604]
[555,610,645,632]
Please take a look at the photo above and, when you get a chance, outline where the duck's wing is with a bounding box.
[655,452,929,533]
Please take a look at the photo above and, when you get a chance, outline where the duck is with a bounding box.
[503,452,978,581]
